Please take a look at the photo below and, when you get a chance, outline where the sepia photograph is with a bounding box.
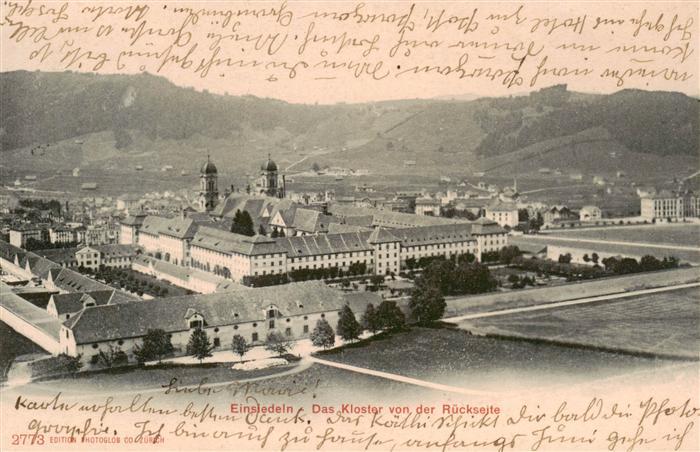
[0,1,698,450]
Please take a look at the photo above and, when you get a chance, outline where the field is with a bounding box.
[510,235,700,264]
[0,321,46,382]
[458,287,699,359]
[317,326,682,393]
[546,224,700,247]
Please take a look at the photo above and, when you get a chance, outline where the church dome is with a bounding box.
[201,157,217,174]
[261,156,277,172]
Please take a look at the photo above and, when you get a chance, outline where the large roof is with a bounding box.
[328,204,469,228]
[64,281,376,344]
[292,208,337,234]
[275,232,373,258]
[51,290,115,315]
[191,227,279,256]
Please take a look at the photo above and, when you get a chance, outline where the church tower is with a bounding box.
[198,155,219,211]
[258,154,285,198]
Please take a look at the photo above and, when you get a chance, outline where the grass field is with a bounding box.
[317,326,680,392]
[458,287,699,359]
[546,224,700,247]
[511,236,700,263]
[0,321,46,382]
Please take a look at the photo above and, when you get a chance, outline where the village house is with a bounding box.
[579,206,602,222]
[485,201,519,228]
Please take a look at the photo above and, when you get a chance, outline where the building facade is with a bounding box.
[58,282,376,365]
[640,190,700,220]
[126,213,506,282]
[485,202,519,228]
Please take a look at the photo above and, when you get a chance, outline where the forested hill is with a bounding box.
[1,71,697,175]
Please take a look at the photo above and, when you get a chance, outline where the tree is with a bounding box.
[558,253,572,264]
[311,319,335,349]
[499,245,522,265]
[186,328,214,363]
[369,274,384,291]
[591,253,600,264]
[362,303,380,334]
[258,224,266,236]
[409,282,445,325]
[265,331,293,356]
[311,162,321,172]
[271,228,279,238]
[56,353,83,375]
[336,305,361,342]
[583,254,591,263]
[518,209,530,222]
[231,209,255,236]
[97,344,128,368]
[232,334,249,361]
[133,329,173,363]
[376,300,405,331]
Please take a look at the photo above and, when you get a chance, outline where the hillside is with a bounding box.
[1,71,697,181]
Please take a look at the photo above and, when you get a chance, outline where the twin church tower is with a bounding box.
[198,154,286,212]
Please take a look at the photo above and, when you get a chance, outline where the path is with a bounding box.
[517,234,700,252]
[285,155,310,172]
[308,356,499,396]
[443,282,700,323]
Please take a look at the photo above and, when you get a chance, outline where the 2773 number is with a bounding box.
[11,434,45,446]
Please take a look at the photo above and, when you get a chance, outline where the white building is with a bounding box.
[485,202,519,228]
[579,206,602,222]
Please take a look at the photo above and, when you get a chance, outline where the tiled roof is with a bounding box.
[275,232,373,258]
[292,208,336,233]
[139,216,200,239]
[368,227,400,244]
[390,224,476,246]
[191,227,279,256]
[34,248,78,265]
[486,202,518,212]
[469,218,507,235]
[65,281,364,344]
[327,223,372,234]
[328,204,467,228]
[52,290,116,315]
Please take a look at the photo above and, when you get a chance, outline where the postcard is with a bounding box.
[1,1,698,451]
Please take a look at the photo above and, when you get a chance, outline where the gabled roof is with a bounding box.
[33,248,78,266]
[64,282,374,344]
[469,218,507,235]
[292,208,336,233]
[191,227,279,256]
[368,227,400,244]
[486,201,518,212]
[275,232,373,257]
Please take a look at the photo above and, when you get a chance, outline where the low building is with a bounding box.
[49,226,76,244]
[9,226,46,247]
[58,282,378,364]
[415,198,441,216]
[46,290,120,321]
[543,206,575,225]
[579,205,602,222]
[75,244,139,271]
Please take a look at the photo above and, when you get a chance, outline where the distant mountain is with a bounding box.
[1,71,697,179]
